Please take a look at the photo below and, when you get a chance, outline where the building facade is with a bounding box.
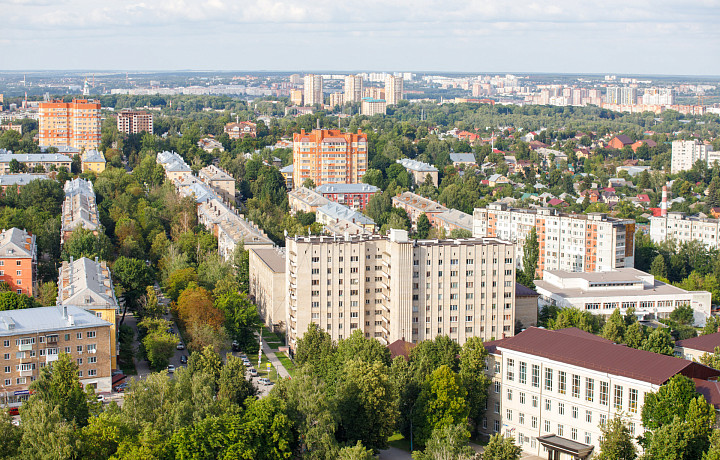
[315,183,379,210]
[396,158,439,186]
[292,129,368,187]
[361,98,387,116]
[392,191,448,227]
[198,165,235,202]
[224,121,257,139]
[482,327,720,458]
[156,150,192,182]
[288,186,331,214]
[116,109,153,135]
[39,99,101,149]
[0,228,37,296]
[61,178,100,245]
[0,305,113,408]
[0,152,71,174]
[285,230,517,350]
[344,75,363,103]
[248,248,287,334]
[649,212,720,249]
[385,75,404,106]
[81,150,106,174]
[671,140,717,173]
[534,268,711,325]
[303,74,323,106]
[473,203,635,273]
[57,257,119,369]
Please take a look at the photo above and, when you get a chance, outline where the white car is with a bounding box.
[248,368,258,377]
[167,365,175,374]
[257,378,273,386]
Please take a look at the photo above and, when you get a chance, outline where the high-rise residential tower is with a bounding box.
[344,75,363,103]
[303,74,324,106]
[39,99,101,149]
[292,128,368,187]
[385,75,403,106]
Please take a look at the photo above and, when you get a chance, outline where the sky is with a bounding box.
[1,0,720,76]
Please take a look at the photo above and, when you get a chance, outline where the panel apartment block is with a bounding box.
[473,203,635,273]
[650,212,720,249]
[292,129,368,187]
[286,230,517,350]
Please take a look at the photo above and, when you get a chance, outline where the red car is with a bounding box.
[8,407,19,416]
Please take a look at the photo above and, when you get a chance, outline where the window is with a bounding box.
[507,389,513,401]
[545,399,551,411]
[3,366,9,373]
[531,364,540,388]
[544,368,553,391]
[64,334,70,341]
[572,406,578,419]
[520,392,526,405]
[88,369,97,376]
[519,362,527,384]
[600,414,607,426]
[572,374,580,398]
[494,362,500,374]
[532,395,538,408]
[494,420,500,433]
[585,378,594,402]
[3,340,8,347]
[86,344,96,353]
[558,371,567,395]
[586,410,592,423]
[531,416,538,429]
[558,403,565,415]
[494,402,500,413]
[614,385,623,410]
[76,346,83,353]
[629,388,638,413]
[89,357,97,364]
[77,358,83,365]
[76,332,82,339]
[494,381,501,393]
[506,359,514,381]
[571,428,578,441]
[558,424,564,437]
[585,432,592,445]
[506,409,512,421]
[600,381,609,406]
[544,421,551,432]
[518,413,525,425]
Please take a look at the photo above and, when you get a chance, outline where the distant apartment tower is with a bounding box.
[290,89,303,106]
[361,98,387,116]
[303,74,324,106]
[286,230,518,349]
[116,109,153,135]
[473,203,635,273]
[671,140,716,173]
[39,99,101,149]
[292,129,368,187]
[385,75,404,106]
[0,228,37,296]
[642,88,675,105]
[329,92,344,108]
[605,87,637,105]
[344,75,364,103]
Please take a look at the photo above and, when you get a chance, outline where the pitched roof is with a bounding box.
[612,134,633,145]
[0,305,111,336]
[387,339,416,360]
[676,332,720,354]
[0,228,35,259]
[515,283,539,297]
[488,327,720,385]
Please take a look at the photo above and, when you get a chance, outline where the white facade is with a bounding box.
[303,74,323,106]
[385,75,404,106]
[649,212,720,249]
[534,268,712,325]
[671,140,715,173]
[344,75,363,103]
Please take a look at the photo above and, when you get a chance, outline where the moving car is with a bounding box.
[180,355,188,364]
[176,343,185,350]
[167,365,175,374]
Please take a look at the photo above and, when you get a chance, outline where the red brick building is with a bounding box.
[315,183,380,210]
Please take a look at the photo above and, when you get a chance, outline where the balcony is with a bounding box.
[19,369,33,377]
[18,344,33,352]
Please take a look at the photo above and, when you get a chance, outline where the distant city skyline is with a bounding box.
[1,0,719,75]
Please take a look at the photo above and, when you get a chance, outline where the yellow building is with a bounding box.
[81,149,106,173]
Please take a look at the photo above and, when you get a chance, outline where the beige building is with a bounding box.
[392,191,448,227]
[57,257,119,369]
[396,158,439,186]
[81,149,106,174]
[329,92,344,108]
[515,284,539,330]
[0,305,113,409]
[482,327,720,459]
[303,74,324,106]
[290,89,303,106]
[156,150,192,182]
[473,203,635,273]
[39,99,101,150]
[650,212,720,249]
[361,98,386,116]
[286,230,517,350]
[249,248,287,333]
[198,165,235,202]
[675,332,720,362]
[116,110,153,135]
[0,152,71,174]
[288,186,331,214]
[344,75,363,103]
[385,75,404,106]
[61,178,100,245]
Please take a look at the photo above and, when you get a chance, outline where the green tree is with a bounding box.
[218,354,256,407]
[412,365,469,448]
[338,441,375,460]
[112,256,152,314]
[641,327,675,356]
[29,353,92,426]
[699,347,720,370]
[458,337,490,433]
[165,267,198,301]
[548,307,602,333]
[0,291,38,311]
[482,433,522,460]
[601,309,626,343]
[0,409,21,458]
[595,415,637,460]
[187,345,224,385]
[214,291,261,354]
[704,314,720,336]
[642,375,705,431]
[409,335,461,380]
[62,228,113,262]
[142,329,176,371]
[232,242,250,293]
[79,406,134,460]
[704,429,720,460]
[670,304,695,325]
[227,395,293,460]
[295,323,336,377]
[416,213,431,239]
[139,285,164,318]
[650,254,668,280]
[335,329,392,368]
[335,359,398,450]
[519,226,539,287]
[412,424,477,460]
[624,322,647,349]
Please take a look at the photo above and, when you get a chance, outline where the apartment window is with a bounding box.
[532,396,538,408]
[3,366,9,373]
[558,371,567,395]
[531,416,538,429]
[585,378,594,402]
[77,358,83,365]
[494,401,500,414]
[88,369,97,376]
[506,409,512,421]
[614,385,623,410]
[519,362,527,384]
[544,368,553,391]
[629,388,638,413]
[572,374,580,398]
[600,381,609,406]
[558,403,565,415]
[586,410,592,423]
[572,406,578,419]
[544,421,551,432]
[585,432,592,445]
[3,354,8,360]
[64,334,70,341]
[77,371,83,378]
[600,414,607,426]
[520,392,526,405]
[518,413,525,425]
[531,364,540,388]
[76,346,83,353]
[64,347,71,353]
[494,362,500,374]
[16,377,26,385]
[494,420,500,433]
[494,381,500,393]
[3,340,8,347]
[558,424,564,437]
[507,389,513,401]
[545,399,551,411]
[571,428,578,441]
[89,357,97,364]
[3,379,9,386]
[482,418,487,430]
[87,344,96,353]
[506,359,514,381]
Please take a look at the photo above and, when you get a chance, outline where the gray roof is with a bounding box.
[280,164,294,173]
[82,150,106,163]
[0,173,49,186]
[0,228,35,259]
[450,153,476,163]
[58,257,118,310]
[315,183,380,194]
[0,305,111,336]
[318,202,375,226]
[249,248,286,273]
[397,158,438,172]
[0,153,71,163]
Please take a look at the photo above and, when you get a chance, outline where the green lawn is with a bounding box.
[388,433,411,452]
[261,328,285,350]
[275,352,296,377]
[245,352,279,381]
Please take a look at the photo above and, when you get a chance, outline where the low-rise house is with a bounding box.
[607,134,633,149]
[675,332,720,362]
[156,150,192,181]
[0,228,37,296]
[197,137,225,153]
[198,165,235,202]
[224,121,257,139]
[616,165,651,177]
[0,151,71,173]
[396,158,439,186]
[288,187,330,214]
[0,173,49,194]
[450,152,477,168]
[631,139,657,152]
[487,174,510,187]
[81,150,106,174]
[280,164,293,189]
[316,202,376,234]
[535,268,712,325]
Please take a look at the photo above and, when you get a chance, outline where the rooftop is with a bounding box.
[392,191,448,213]
[0,305,111,336]
[488,327,720,385]
[317,202,375,226]
[450,152,477,163]
[82,150,106,163]
[0,173,49,187]
[249,248,286,273]
[676,332,720,353]
[397,158,438,172]
[199,165,234,182]
[289,187,331,208]
[0,228,35,259]
[0,152,72,163]
[58,257,118,309]
[315,183,380,194]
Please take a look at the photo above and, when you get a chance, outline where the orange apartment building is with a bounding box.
[292,129,368,187]
[116,109,153,134]
[38,99,101,150]
[0,228,37,296]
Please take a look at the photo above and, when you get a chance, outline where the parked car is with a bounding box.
[239,353,247,360]
[242,360,251,367]
[257,378,273,386]
[167,365,175,374]
[111,370,124,376]
[248,368,258,377]
[96,395,106,402]
[180,355,188,364]
[7,407,19,416]
[176,343,185,350]
[113,382,129,393]
[231,341,239,351]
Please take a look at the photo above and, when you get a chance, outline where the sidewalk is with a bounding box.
[260,340,290,379]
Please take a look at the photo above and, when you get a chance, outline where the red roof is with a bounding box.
[487,327,720,385]
[387,339,416,360]
[676,332,720,354]
[650,207,663,217]
[695,378,720,410]
[637,194,651,202]
[547,198,566,206]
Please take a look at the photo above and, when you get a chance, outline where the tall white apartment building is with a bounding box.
[473,203,635,274]
[385,75,404,106]
[671,140,716,173]
[605,86,637,105]
[344,75,363,103]
[285,230,518,349]
[482,327,720,458]
[303,74,324,106]
[642,88,675,105]
[649,212,720,249]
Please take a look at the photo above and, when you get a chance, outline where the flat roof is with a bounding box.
[543,268,650,282]
[249,248,286,273]
[0,305,111,336]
